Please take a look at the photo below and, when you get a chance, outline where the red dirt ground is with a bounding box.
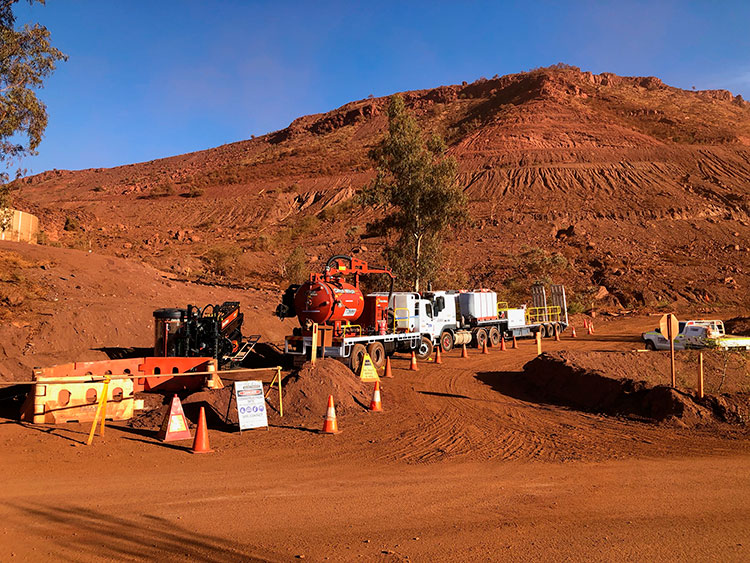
[1,316,749,561]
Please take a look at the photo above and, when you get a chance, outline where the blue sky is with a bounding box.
[12,0,750,173]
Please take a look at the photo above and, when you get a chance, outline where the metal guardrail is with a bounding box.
[525,305,562,324]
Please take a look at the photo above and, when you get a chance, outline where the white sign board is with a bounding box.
[234,380,268,430]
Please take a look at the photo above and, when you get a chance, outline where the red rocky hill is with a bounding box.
[12,66,750,313]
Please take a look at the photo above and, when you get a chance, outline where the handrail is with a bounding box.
[391,307,412,331]
[525,306,562,324]
[343,323,362,336]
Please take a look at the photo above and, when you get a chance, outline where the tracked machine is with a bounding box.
[153,301,260,369]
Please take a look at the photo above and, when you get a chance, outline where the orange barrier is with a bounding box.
[20,372,134,424]
[135,357,216,392]
[20,357,218,424]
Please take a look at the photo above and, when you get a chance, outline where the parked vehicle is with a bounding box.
[275,255,569,373]
[642,319,750,351]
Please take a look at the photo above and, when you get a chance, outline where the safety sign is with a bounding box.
[234,380,268,430]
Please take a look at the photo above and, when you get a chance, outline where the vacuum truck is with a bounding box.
[276,255,568,373]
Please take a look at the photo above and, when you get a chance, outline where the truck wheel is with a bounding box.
[474,328,488,349]
[644,340,656,351]
[367,342,386,370]
[488,327,501,347]
[440,330,454,353]
[416,336,434,361]
[544,324,554,338]
[349,343,367,374]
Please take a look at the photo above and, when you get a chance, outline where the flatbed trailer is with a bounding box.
[284,330,422,371]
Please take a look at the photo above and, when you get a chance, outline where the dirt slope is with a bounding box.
[0,241,292,381]
[10,65,750,311]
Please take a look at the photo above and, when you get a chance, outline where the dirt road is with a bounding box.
[1,318,749,561]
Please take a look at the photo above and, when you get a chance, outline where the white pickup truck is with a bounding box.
[642,319,750,351]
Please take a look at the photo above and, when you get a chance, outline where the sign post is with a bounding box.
[310,323,319,365]
[234,380,269,431]
[660,313,679,388]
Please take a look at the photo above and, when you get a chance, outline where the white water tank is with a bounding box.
[458,290,498,321]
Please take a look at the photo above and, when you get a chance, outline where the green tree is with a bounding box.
[360,94,469,291]
[1,0,66,228]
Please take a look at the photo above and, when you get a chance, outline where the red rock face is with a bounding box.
[13,67,750,309]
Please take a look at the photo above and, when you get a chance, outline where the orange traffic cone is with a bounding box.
[461,344,468,358]
[512,335,517,349]
[590,322,595,334]
[191,406,213,454]
[435,346,443,364]
[482,341,489,355]
[554,325,560,341]
[370,381,383,412]
[500,336,506,351]
[587,323,593,335]
[383,356,394,378]
[409,351,419,371]
[321,395,340,434]
[571,326,577,338]
[583,319,589,329]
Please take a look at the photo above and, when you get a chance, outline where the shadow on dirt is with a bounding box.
[0,385,27,419]
[5,502,272,561]
[417,390,471,399]
[477,353,744,426]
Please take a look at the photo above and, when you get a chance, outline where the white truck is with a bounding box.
[641,319,750,351]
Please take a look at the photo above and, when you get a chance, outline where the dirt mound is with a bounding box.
[521,352,749,425]
[281,359,370,420]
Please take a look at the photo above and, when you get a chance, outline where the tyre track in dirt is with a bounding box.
[375,324,750,465]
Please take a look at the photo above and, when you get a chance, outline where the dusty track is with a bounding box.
[1,318,749,561]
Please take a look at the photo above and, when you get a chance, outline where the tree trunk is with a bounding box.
[414,233,422,292]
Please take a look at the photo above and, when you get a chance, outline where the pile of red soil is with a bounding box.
[129,359,370,429]
[281,359,370,420]
[128,392,184,430]
[522,352,749,426]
